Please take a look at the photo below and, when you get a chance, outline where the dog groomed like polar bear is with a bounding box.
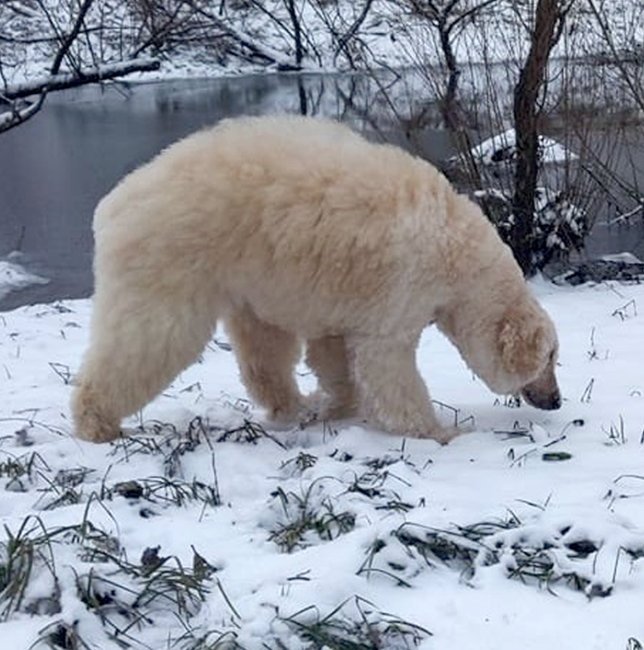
[72,115,561,444]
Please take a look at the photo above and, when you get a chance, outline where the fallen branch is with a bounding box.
[0,57,160,134]
[2,58,161,101]
[607,202,644,226]
[188,2,309,71]
[0,97,46,133]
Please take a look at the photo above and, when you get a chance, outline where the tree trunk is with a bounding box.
[511,0,565,276]
[438,19,460,128]
[284,0,304,66]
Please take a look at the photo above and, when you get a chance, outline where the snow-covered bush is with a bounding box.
[474,186,589,269]
[450,128,589,271]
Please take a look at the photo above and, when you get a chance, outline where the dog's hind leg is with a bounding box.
[305,335,357,420]
[72,285,217,443]
[225,305,303,423]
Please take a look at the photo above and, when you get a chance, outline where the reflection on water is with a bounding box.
[0,72,642,311]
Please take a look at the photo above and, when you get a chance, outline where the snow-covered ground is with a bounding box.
[1,278,644,649]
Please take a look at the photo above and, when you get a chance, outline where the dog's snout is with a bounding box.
[521,387,562,411]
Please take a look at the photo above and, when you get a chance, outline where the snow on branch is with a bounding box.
[0,96,45,133]
[0,57,160,134]
[3,58,160,101]
[188,3,311,71]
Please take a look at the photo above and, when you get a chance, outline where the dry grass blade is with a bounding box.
[30,620,93,650]
[268,480,356,553]
[107,476,220,508]
[280,595,431,649]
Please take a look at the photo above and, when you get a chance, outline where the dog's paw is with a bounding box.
[404,424,462,445]
[430,425,462,445]
[302,390,357,422]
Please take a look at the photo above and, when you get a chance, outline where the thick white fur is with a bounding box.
[71,115,559,443]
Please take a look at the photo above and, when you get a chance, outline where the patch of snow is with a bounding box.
[601,252,643,264]
[0,257,49,300]
[469,128,578,167]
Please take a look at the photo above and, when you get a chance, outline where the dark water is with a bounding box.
[0,72,642,311]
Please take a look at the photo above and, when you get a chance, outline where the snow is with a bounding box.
[466,128,578,167]
[1,278,644,648]
[602,252,643,264]
[0,256,49,301]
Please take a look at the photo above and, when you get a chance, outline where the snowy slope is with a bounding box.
[2,0,642,85]
[1,279,644,648]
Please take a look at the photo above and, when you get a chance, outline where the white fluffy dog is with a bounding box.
[72,115,560,443]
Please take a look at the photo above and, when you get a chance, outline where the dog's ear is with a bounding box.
[498,304,548,378]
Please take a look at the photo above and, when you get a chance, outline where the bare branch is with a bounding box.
[448,0,500,35]
[188,1,307,70]
[0,94,46,133]
[586,0,644,112]
[334,0,375,63]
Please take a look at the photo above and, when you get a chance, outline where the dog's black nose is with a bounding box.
[538,391,561,410]
[550,393,562,410]
[521,388,562,411]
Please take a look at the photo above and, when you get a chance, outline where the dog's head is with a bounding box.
[494,299,561,410]
[436,291,561,411]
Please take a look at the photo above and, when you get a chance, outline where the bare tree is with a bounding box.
[511,0,575,275]
[283,0,304,66]
[0,0,160,134]
[222,0,375,70]
[311,0,375,68]
[403,0,500,128]
[182,1,306,69]
[127,0,221,57]
[586,0,644,113]
[386,0,502,186]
